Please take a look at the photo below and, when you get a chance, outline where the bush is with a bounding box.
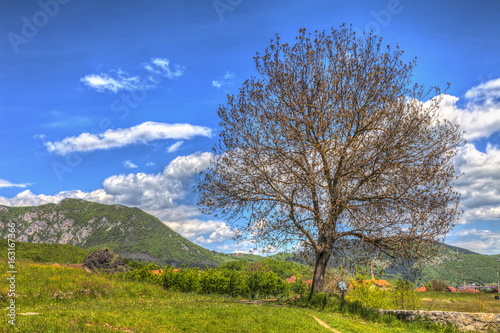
[429,279,448,292]
[346,277,392,309]
[391,279,420,310]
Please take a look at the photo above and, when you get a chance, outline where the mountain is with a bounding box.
[418,245,500,286]
[0,198,217,267]
[282,242,500,286]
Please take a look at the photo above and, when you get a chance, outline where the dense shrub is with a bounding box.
[391,279,420,310]
[123,265,292,299]
[429,279,448,292]
[346,277,392,309]
[346,276,421,310]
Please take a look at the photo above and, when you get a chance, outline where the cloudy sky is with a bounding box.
[1,0,500,255]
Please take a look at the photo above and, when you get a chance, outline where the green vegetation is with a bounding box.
[0,260,467,332]
[419,248,500,286]
[429,279,448,292]
[217,258,311,279]
[0,198,218,267]
[119,262,301,300]
[346,278,420,310]
[2,198,499,287]
[416,291,500,314]
[0,239,89,264]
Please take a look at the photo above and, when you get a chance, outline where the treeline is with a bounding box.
[118,262,310,299]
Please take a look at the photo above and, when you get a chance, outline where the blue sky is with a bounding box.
[1,0,500,255]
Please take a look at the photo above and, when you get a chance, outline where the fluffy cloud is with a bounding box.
[44,122,212,155]
[0,189,113,207]
[464,78,500,103]
[434,79,500,140]
[81,58,183,93]
[0,179,31,188]
[453,144,500,222]
[0,152,211,210]
[167,219,233,241]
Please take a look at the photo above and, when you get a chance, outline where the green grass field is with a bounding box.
[1,260,465,333]
[417,291,500,314]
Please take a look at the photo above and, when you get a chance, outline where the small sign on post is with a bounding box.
[337,281,346,302]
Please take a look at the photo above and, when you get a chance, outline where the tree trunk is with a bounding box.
[310,247,332,296]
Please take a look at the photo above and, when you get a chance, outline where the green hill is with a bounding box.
[419,246,500,286]
[0,239,89,264]
[0,198,217,267]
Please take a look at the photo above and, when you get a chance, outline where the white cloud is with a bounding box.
[464,78,500,103]
[0,152,211,211]
[143,58,183,78]
[44,122,212,155]
[0,189,113,207]
[453,143,500,222]
[80,73,140,93]
[212,71,235,89]
[209,240,258,254]
[448,229,500,255]
[433,79,500,140]
[146,162,155,167]
[167,219,232,240]
[123,160,138,169]
[0,179,31,188]
[164,152,212,180]
[81,58,183,93]
[167,141,183,153]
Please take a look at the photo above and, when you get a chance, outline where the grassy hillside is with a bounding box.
[0,198,217,267]
[0,239,89,264]
[0,260,459,332]
[490,254,500,262]
[213,252,265,264]
[419,247,500,286]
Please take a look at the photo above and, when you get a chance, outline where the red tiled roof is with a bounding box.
[446,287,457,292]
[150,268,179,275]
[286,276,297,283]
[458,288,480,293]
[373,279,391,287]
[151,269,163,275]
[414,286,427,292]
[349,279,392,289]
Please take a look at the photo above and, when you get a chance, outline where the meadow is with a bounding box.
[417,291,500,314]
[1,260,469,333]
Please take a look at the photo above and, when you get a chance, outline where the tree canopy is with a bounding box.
[197,25,465,292]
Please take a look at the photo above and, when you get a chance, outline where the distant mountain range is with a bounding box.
[0,198,218,267]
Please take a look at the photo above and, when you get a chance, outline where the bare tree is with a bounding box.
[196,25,465,293]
